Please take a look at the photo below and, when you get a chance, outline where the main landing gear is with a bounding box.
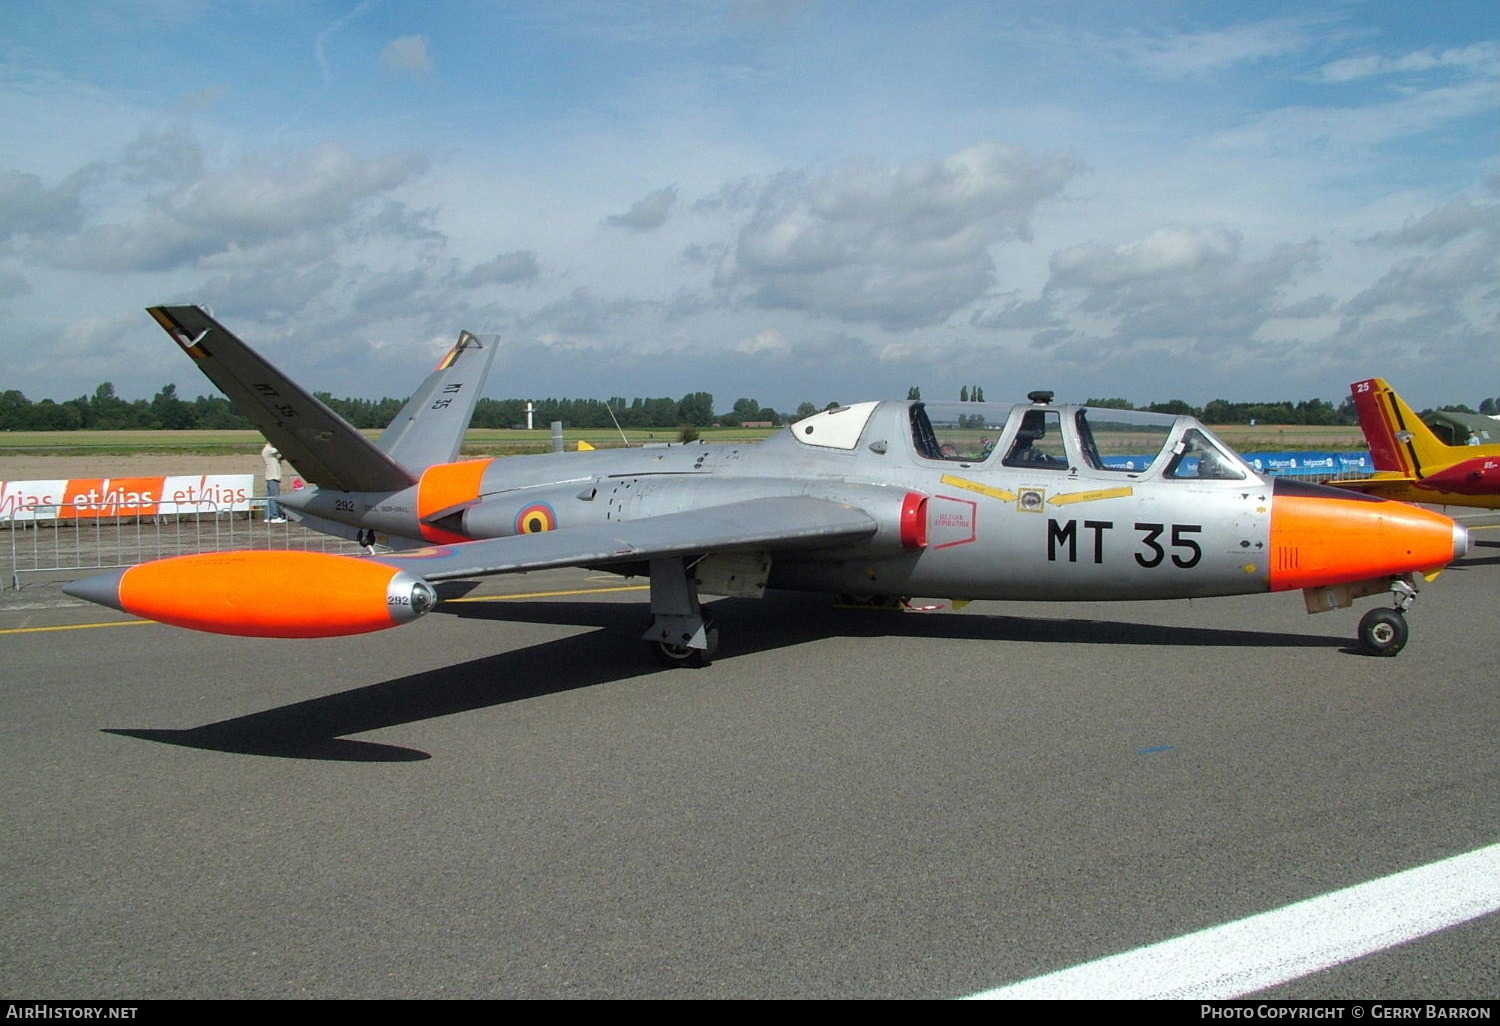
[643,556,719,668]
[1357,576,1418,657]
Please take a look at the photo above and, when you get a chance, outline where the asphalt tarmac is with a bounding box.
[3,509,1497,999]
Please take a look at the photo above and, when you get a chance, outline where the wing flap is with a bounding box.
[368,496,878,581]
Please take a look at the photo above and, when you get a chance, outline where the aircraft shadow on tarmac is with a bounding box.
[104,592,1344,763]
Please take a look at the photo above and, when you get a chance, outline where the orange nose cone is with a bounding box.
[108,550,435,638]
[1269,480,1465,592]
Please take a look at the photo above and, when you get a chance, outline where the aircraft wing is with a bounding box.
[368,496,878,581]
[1330,474,1412,492]
[147,305,417,493]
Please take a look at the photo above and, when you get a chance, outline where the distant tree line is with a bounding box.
[1083,396,1356,425]
[0,384,789,432]
[0,384,254,431]
[2,383,1495,433]
[1084,396,1499,425]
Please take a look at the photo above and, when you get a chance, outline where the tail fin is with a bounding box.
[1350,377,1457,480]
[148,306,416,493]
[375,330,498,471]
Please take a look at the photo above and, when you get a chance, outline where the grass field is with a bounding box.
[0,426,784,458]
[1206,424,1365,451]
[0,422,1366,459]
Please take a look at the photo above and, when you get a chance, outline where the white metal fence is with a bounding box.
[4,499,370,589]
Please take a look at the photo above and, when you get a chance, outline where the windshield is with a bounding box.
[1164,427,1247,480]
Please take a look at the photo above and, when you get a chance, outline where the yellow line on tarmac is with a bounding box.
[444,584,649,603]
[0,620,153,635]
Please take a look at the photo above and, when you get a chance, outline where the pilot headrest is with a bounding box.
[1017,410,1046,438]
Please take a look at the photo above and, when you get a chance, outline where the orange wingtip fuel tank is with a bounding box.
[63,550,437,638]
[1269,479,1467,592]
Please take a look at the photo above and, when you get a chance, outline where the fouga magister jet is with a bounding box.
[1332,377,1500,510]
[64,307,1469,661]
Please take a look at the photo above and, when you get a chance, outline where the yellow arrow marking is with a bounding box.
[1048,486,1135,506]
[939,475,1017,502]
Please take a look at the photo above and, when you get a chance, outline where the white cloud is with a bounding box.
[30,139,429,273]
[1115,19,1313,79]
[603,186,679,231]
[0,267,30,299]
[1042,226,1322,355]
[462,250,540,287]
[382,36,433,77]
[1320,207,1498,374]
[519,286,652,336]
[1343,244,1492,317]
[1050,226,1241,288]
[1364,198,1499,248]
[170,146,427,240]
[0,167,98,240]
[194,260,346,322]
[717,142,1085,329]
[734,327,789,355]
[1321,42,1498,83]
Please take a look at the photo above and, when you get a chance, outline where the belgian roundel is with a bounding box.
[514,502,558,535]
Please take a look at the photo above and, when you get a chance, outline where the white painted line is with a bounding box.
[967,842,1500,1000]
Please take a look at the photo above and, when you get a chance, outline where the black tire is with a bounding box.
[646,620,718,669]
[1358,608,1408,657]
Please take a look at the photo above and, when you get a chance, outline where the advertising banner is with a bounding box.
[1243,451,1374,475]
[1099,451,1374,476]
[0,475,254,523]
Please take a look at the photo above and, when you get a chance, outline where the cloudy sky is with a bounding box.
[2,0,1496,414]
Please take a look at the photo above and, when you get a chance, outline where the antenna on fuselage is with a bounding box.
[1027,390,1055,404]
[605,400,630,448]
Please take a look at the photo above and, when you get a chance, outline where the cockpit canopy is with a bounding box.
[908,401,1250,481]
[787,398,1252,482]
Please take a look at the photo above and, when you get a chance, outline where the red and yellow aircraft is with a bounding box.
[63,309,1470,661]
[1336,378,1500,510]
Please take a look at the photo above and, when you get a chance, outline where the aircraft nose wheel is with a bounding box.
[1358,608,1408,657]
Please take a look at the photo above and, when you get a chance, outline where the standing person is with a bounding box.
[261,441,286,523]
